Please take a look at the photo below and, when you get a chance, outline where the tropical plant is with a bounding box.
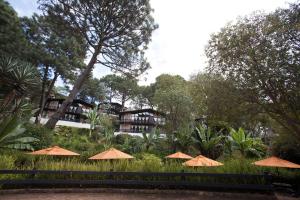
[24,123,53,150]
[193,125,223,159]
[96,114,116,149]
[101,129,114,150]
[0,115,39,150]
[173,126,194,152]
[227,128,266,158]
[86,107,100,137]
[0,57,39,118]
[120,135,143,154]
[142,128,161,151]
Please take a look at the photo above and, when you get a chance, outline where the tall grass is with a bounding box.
[0,152,299,185]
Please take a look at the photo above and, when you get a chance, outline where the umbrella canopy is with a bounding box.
[165,152,193,159]
[89,148,134,160]
[253,156,300,169]
[183,155,223,167]
[29,146,80,156]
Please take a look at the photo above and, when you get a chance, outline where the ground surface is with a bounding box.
[0,193,278,200]
[0,189,285,200]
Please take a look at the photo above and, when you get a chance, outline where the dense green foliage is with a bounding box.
[0,0,27,57]
[100,74,139,108]
[193,125,223,159]
[0,116,39,150]
[153,74,193,133]
[78,78,105,104]
[86,107,101,137]
[205,3,300,142]
[21,13,87,122]
[227,128,266,158]
[0,57,40,119]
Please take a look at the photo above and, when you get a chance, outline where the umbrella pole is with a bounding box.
[276,167,279,176]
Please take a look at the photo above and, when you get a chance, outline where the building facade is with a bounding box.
[42,98,93,123]
[98,102,123,116]
[42,99,166,134]
[119,109,165,133]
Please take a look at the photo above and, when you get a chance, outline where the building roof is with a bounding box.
[120,108,165,116]
[99,102,123,107]
[47,98,93,108]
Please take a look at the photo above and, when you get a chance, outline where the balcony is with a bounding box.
[120,119,156,125]
[119,128,152,133]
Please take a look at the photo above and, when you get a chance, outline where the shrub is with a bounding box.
[115,134,143,154]
[0,154,15,169]
[24,123,53,150]
[133,153,162,172]
[53,126,98,155]
[114,134,131,144]
[271,132,300,163]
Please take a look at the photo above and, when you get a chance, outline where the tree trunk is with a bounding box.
[39,72,59,120]
[1,89,16,111]
[109,92,112,103]
[0,89,17,119]
[44,47,101,129]
[45,72,58,100]
[35,65,49,124]
[121,94,126,109]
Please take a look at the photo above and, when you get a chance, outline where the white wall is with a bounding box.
[31,117,91,129]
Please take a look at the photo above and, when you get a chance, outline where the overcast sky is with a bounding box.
[8,0,294,85]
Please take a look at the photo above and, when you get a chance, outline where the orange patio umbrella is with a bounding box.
[253,156,300,169]
[165,152,193,160]
[183,155,223,167]
[28,146,80,156]
[88,147,134,160]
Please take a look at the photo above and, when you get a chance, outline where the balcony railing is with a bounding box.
[119,128,152,133]
[120,119,165,126]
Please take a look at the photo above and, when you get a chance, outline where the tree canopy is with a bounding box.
[100,74,139,108]
[153,74,193,133]
[78,77,105,104]
[0,0,27,57]
[40,0,157,128]
[21,14,87,123]
[205,3,300,140]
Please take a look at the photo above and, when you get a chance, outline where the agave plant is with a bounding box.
[0,57,39,118]
[227,128,266,158]
[193,125,223,159]
[0,115,39,151]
